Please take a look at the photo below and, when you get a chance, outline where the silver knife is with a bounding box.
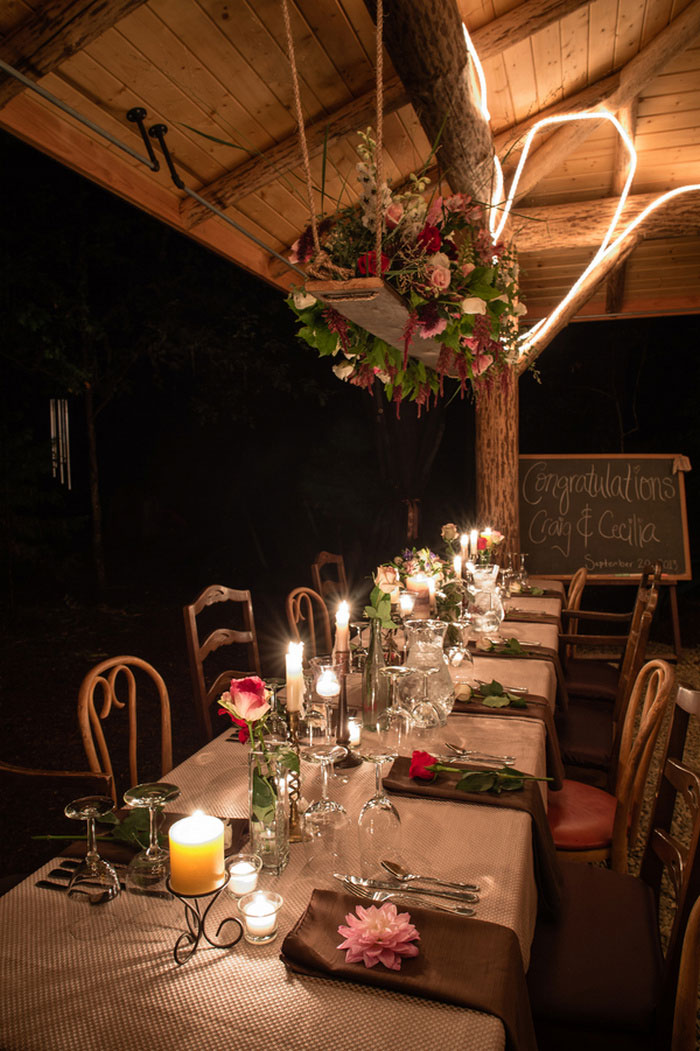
[334,874,479,903]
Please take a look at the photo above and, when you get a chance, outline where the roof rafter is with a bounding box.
[469,0,592,61]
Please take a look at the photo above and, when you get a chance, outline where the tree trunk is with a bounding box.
[475,372,520,555]
[84,381,106,595]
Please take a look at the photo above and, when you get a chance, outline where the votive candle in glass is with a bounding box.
[238,890,284,944]
[348,717,362,747]
[227,853,262,896]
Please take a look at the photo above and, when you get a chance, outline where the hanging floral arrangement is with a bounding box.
[287,130,526,408]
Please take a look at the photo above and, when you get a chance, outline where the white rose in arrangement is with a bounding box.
[460,297,487,315]
[293,291,317,310]
[332,362,355,381]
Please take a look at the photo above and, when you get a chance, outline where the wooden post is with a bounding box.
[475,371,520,554]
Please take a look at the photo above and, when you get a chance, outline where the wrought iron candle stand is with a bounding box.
[286,710,306,842]
[167,877,243,966]
[333,649,362,769]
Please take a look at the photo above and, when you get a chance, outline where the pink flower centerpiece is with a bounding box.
[337,902,420,970]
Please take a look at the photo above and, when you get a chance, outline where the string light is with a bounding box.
[460,20,700,358]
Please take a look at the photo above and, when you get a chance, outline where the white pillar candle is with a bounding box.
[460,533,469,564]
[453,554,462,578]
[348,718,362,747]
[399,591,415,617]
[168,811,225,896]
[469,529,478,560]
[334,600,350,653]
[285,641,304,712]
[406,574,430,618]
[427,576,437,612]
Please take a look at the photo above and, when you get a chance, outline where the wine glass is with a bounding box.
[123,781,180,896]
[299,705,349,871]
[64,796,121,905]
[349,621,368,672]
[357,713,402,877]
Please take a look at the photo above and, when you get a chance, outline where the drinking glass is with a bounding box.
[299,705,349,870]
[64,796,121,905]
[123,781,180,896]
[349,621,368,672]
[357,714,402,877]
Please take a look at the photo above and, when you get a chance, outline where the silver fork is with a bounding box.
[445,741,516,766]
[341,880,475,916]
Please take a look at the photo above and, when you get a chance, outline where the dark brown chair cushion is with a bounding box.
[547,779,616,850]
[565,658,619,701]
[555,697,614,771]
[527,862,662,1047]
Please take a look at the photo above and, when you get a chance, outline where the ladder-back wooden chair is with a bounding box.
[286,587,332,658]
[563,566,587,664]
[528,682,700,1049]
[77,656,172,806]
[311,551,348,604]
[183,585,262,743]
[556,584,659,784]
[547,658,675,873]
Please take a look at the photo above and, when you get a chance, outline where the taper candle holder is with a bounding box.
[286,710,306,842]
[334,658,362,768]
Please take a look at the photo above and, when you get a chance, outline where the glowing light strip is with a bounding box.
[518,183,700,355]
[463,25,490,123]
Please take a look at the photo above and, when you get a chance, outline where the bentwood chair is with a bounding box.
[311,551,348,603]
[183,585,261,743]
[547,658,674,873]
[555,583,659,785]
[562,567,587,663]
[527,683,700,1049]
[77,656,173,806]
[286,587,332,658]
[671,893,700,1051]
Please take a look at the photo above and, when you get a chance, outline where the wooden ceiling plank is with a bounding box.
[469,0,591,60]
[641,0,677,48]
[180,74,408,228]
[559,3,591,99]
[0,0,152,110]
[293,0,378,96]
[502,36,540,124]
[613,0,647,71]
[530,21,564,112]
[587,0,618,82]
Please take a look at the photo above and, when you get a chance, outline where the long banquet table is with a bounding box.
[0,705,549,1051]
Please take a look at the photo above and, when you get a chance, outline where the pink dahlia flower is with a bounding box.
[337,903,420,970]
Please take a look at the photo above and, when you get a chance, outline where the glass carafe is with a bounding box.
[403,619,455,723]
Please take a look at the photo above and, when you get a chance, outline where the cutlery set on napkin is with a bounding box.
[332,859,481,917]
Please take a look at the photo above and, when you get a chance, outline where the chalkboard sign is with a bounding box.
[519,454,691,580]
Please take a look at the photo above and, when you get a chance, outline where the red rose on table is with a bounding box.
[357,251,389,276]
[417,225,441,253]
[409,751,437,781]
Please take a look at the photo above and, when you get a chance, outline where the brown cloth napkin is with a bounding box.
[451,695,565,790]
[469,642,569,711]
[504,610,561,627]
[60,812,249,865]
[512,586,561,599]
[384,756,562,919]
[281,888,537,1051]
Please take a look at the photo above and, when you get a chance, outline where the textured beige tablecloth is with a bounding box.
[0,718,545,1051]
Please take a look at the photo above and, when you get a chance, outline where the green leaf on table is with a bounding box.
[482,694,511,708]
[509,696,528,709]
[457,770,498,793]
[276,748,300,775]
[530,587,544,596]
[478,679,504,696]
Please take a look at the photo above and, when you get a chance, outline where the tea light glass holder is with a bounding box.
[227,853,262,897]
[238,890,284,944]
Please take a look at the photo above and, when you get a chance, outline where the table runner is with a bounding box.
[282,888,537,1051]
[451,697,565,790]
[384,756,562,919]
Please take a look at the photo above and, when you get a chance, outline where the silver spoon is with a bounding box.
[445,742,517,766]
[380,860,480,893]
[342,880,475,916]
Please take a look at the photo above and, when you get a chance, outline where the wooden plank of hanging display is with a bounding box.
[304,276,455,374]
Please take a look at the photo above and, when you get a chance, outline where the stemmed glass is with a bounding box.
[123,782,180,895]
[64,796,121,904]
[299,703,349,869]
[357,713,402,877]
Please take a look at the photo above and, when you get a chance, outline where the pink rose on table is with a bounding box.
[385,201,404,229]
[429,266,451,291]
[224,676,270,722]
[409,750,437,781]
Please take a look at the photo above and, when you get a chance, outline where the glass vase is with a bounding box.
[404,619,455,723]
[248,747,289,875]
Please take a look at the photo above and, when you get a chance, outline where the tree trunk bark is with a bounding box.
[84,381,106,595]
[475,371,520,555]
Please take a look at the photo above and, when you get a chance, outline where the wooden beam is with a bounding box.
[510,192,700,252]
[470,0,592,61]
[367,0,495,202]
[605,261,627,314]
[504,0,700,204]
[180,75,409,230]
[0,0,149,110]
[604,103,637,312]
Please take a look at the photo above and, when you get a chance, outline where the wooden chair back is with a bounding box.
[610,585,659,741]
[559,560,660,660]
[311,551,348,603]
[286,587,332,658]
[563,566,587,662]
[672,893,700,1051]
[77,656,172,805]
[183,584,261,743]
[609,657,675,871]
[638,683,700,1040]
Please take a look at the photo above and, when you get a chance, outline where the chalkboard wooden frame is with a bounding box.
[519,453,691,581]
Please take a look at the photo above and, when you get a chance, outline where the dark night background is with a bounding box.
[1,128,699,877]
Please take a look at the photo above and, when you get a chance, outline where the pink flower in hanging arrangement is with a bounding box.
[417,224,441,253]
[471,349,494,377]
[384,202,404,230]
[357,251,389,277]
[428,266,451,292]
[337,902,420,970]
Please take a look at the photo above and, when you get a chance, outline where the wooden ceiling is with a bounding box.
[1,0,699,329]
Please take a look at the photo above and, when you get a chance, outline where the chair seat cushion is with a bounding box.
[555,697,614,771]
[547,778,616,850]
[565,657,619,700]
[527,862,663,1034]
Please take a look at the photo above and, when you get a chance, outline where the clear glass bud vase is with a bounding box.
[248,747,289,875]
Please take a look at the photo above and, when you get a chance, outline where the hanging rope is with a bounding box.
[281,0,385,282]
